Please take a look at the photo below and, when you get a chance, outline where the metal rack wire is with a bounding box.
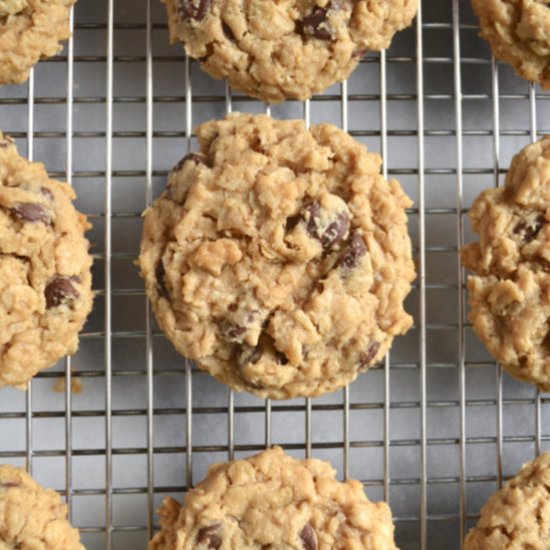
[1,0,549,549]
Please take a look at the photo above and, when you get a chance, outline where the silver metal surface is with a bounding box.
[1,0,549,548]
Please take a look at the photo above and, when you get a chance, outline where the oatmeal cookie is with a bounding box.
[139,113,415,400]
[0,0,75,85]
[0,132,93,389]
[461,136,550,391]
[0,464,84,549]
[471,0,550,89]
[464,452,550,549]
[149,446,397,549]
[162,0,418,103]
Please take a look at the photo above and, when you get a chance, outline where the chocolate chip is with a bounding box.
[45,276,79,309]
[303,201,349,250]
[176,0,211,22]
[239,345,263,366]
[155,261,169,299]
[173,153,209,172]
[275,351,289,365]
[300,523,317,550]
[40,187,54,200]
[11,203,50,224]
[298,2,342,40]
[359,342,380,370]
[513,214,545,242]
[196,523,221,549]
[222,22,236,41]
[337,230,367,270]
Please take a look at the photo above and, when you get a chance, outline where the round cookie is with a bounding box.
[162,0,418,103]
[0,0,75,85]
[0,132,93,389]
[461,136,550,391]
[0,464,84,549]
[471,0,550,89]
[139,113,415,400]
[149,446,397,549]
[464,452,550,549]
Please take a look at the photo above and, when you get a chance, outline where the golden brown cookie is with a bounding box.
[139,113,415,400]
[461,136,550,391]
[0,465,84,549]
[149,446,397,550]
[464,452,550,549]
[0,0,75,85]
[471,0,550,88]
[0,132,93,389]
[162,0,418,103]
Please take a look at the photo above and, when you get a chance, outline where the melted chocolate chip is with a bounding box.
[45,277,80,309]
[196,523,221,549]
[40,187,54,200]
[298,1,343,40]
[303,201,349,250]
[155,261,169,299]
[173,153,209,172]
[275,351,289,365]
[300,523,317,550]
[359,342,380,370]
[11,203,50,224]
[240,345,263,366]
[286,214,301,231]
[299,6,332,40]
[176,0,211,22]
[337,230,367,270]
[225,324,247,341]
[513,214,545,242]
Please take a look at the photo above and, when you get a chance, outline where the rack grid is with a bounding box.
[1,1,549,549]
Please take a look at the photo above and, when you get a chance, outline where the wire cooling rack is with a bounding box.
[1,0,550,548]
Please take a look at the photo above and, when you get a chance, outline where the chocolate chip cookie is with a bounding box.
[0,464,84,549]
[139,113,415,400]
[162,0,418,103]
[0,0,75,85]
[464,452,550,549]
[471,0,550,89]
[149,446,397,549]
[0,132,93,389]
[461,136,550,391]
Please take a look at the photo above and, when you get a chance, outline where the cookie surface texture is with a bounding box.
[464,452,550,549]
[471,0,550,88]
[139,113,415,400]
[0,132,93,388]
[162,0,418,103]
[0,464,84,549]
[0,0,75,85]
[149,446,397,550]
[461,136,550,391]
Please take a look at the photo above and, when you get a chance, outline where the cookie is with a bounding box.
[149,446,397,549]
[162,0,418,103]
[0,132,93,389]
[0,0,75,85]
[464,452,550,549]
[139,113,415,400]
[471,0,550,89]
[0,464,84,549]
[461,136,550,391]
